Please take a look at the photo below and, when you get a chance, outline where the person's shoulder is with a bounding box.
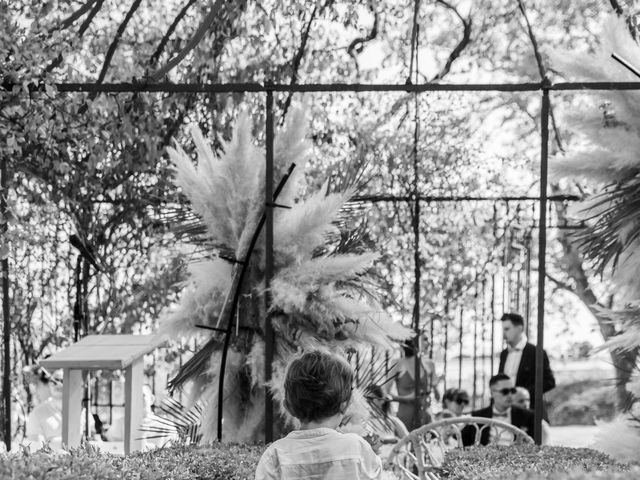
[337,432,378,454]
[470,406,492,418]
[260,437,288,455]
[524,342,542,353]
[337,431,369,445]
[511,405,534,419]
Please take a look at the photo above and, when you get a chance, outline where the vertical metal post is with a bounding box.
[535,81,550,445]
[490,274,496,374]
[81,258,90,439]
[472,283,478,410]
[458,305,463,390]
[411,83,421,430]
[524,231,532,338]
[481,277,487,401]
[1,156,10,451]
[443,297,449,394]
[264,89,275,443]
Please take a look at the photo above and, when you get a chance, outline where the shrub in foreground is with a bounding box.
[440,444,628,480]
[442,445,628,480]
[0,443,263,480]
[2,441,633,480]
[514,469,640,480]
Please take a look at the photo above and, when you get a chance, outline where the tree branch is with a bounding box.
[280,3,320,123]
[517,0,564,151]
[545,272,574,293]
[96,0,143,84]
[49,0,98,33]
[44,0,105,73]
[429,0,472,82]
[77,0,106,37]
[146,0,224,83]
[347,11,379,77]
[149,0,198,66]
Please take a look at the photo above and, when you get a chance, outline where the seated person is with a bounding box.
[364,385,409,459]
[255,349,384,480]
[25,368,63,449]
[366,385,409,442]
[513,386,551,445]
[436,388,469,419]
[462,373,534,446]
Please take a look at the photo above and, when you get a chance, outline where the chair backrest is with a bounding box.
[384,416,534,480]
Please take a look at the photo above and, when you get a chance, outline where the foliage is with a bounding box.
[547,381,617,426]
[440,444,628,480]
[549,12,640,458]
[1,442,636,480]
[0,443,263,480]
[1,0,634,447]
[550,14,640,299]
[159,107,411,442]
[512,470,640,480]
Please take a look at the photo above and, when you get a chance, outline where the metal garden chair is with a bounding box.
[384,416,534,480]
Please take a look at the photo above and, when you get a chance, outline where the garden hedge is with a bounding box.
[1,442,634,479]
[440,444,631,480]
[0,443,263,480]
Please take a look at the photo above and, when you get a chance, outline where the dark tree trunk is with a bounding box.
[552,185,639,410]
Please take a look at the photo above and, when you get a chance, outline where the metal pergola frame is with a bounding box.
[4,78,640,449]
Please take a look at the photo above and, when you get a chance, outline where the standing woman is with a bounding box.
[388,338,437,431]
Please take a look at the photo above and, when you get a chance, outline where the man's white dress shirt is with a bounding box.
[503,336,527,382]
[490,408,515,446]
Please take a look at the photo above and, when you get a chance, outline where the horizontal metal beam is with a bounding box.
[351,194,581,203]
[45,81,640,94]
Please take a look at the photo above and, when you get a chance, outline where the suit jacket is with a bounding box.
[461,405,535,446]
[498,342,555,409]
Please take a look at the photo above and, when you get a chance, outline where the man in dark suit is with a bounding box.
[462,373,534,446]
[498,312,555,415]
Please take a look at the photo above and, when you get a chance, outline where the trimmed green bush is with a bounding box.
[514,470,640,480]
[0,443,263,480]
[440,444,628,480]
[2,442,633,480]
[547,380,616,426]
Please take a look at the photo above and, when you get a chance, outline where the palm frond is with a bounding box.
[139,397,205,445]
[573,177,640,276]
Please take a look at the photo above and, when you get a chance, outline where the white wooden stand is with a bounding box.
[40,335,163,454]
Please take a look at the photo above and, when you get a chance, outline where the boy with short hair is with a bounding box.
[255,349,385,480]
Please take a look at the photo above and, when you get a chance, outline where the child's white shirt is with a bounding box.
[255,427,384,480]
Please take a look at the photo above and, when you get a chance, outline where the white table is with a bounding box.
[40,334,164,454]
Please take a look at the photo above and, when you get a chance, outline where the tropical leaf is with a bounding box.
[139,396,205,445]
[550,15,640,295]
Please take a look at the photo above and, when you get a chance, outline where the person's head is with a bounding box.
[513,387,530,410]
[501,313,525,347]
[436,409,455,420]
[33,367,60,402]
[442,388,470,415]
[142,385,155,414]
[401,338,416,358]
[284,350,353,425]
[366,385,391,416]
[489,373,516,411]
